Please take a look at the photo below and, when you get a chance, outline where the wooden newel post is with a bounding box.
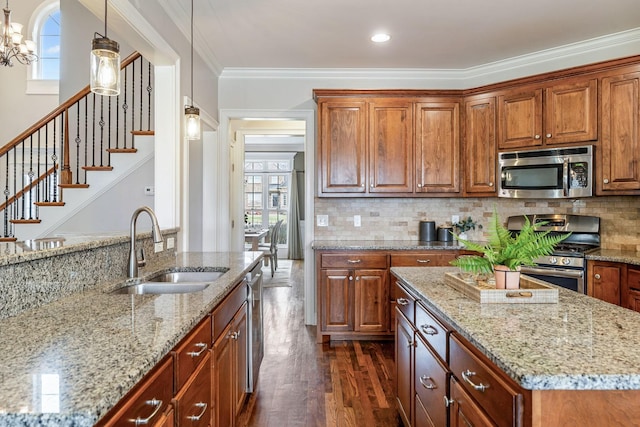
[61,108,72,185]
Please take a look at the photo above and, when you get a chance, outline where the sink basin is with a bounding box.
[110,269,228,294]
[149,271,226,283]
[112,282,210,295]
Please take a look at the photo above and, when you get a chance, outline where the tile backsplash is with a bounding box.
[314,197,639,251]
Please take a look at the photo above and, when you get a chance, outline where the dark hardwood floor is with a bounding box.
[237,260,402,427]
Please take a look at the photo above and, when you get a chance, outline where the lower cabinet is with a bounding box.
[173,352,211,427]
[395,307,414,427]
[414,333,448,427]
[587,259,640,313]
[449,377,496,427]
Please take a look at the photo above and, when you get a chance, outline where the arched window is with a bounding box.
[27,0,60,94]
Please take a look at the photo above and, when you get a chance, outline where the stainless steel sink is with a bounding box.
[112,282,211,294]
[149,271,226,283]
[110,269,228,294]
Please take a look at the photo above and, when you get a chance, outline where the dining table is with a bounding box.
[244,228,269,251]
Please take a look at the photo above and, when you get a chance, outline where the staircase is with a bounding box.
[0,52,155,242]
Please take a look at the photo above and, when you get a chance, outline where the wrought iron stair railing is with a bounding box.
[0,52,154,241]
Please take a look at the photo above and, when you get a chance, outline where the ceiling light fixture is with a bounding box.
[371,33,391,43]
[90,0,120,96]
[184,0,200,140]
[0,0,37,67]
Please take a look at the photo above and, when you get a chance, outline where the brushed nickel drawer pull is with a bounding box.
[417,259,431,264]
[443,396,454,407]
[187,402,208,421]
[187,342,207,358]
[397,298,410,306]
[462,370,489,392]
[347,259,362,264]
[419,375,437,390]
[420,324,438,335]
[133,398,162,425]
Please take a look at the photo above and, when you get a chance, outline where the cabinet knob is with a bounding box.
[594,274,601,280]
[534,134,541,139]
[417,183,423,188]
[603,179,609,184]
[546,133,552,138]
[488,182,494,187]
[370,183,374,188]
[349,276,353,281]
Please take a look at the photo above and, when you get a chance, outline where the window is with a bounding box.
[27,0,60,94]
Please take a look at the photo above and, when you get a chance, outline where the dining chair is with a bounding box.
[259,220,283,277]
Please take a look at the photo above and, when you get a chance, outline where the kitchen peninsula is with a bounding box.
[0,233,263,427]
[393,266,640,426]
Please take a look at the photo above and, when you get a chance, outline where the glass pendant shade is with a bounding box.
[185,106,201,140]
[90,37,120,96]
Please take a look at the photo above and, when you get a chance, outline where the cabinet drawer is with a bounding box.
[450,334,523,427]
[213,280,247,342]
[414,334,448,427]
[321,253,388,269]
[174,351,211,427]
[628,268,640,291]
[394,280,416,323]
[415,301,448,363]
[173,316,212,392]
[99,357,174,427]
[391,252,457,267]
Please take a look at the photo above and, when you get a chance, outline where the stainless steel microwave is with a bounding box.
[498,145,593,199]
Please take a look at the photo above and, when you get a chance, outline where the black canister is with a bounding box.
[419,221,436,241]
[437,226,454,242]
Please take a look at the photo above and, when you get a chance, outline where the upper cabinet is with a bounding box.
[415,101,461,194]
[497,78,598,150]
[315,91,460,197]
[463,95,497,196]
[598,67,640,194]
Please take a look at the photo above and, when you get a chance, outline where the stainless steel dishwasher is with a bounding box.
[246,261,263,392]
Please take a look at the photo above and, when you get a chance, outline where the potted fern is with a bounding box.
[450,210,570,289]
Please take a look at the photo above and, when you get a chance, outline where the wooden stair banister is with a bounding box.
[0,166,57,212]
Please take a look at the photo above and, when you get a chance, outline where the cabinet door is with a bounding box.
[395,308,414,427]
[414,334,448,427]
[600,71,640,193]
[320,269,354,332]
[497,88,543,149]
[449,377,496,427]
[544,78,597,145]
[369,99,414,193]
[233,304,248,416]
[415,101,460,193]
[174,352,211,427]
[214,323,235,427]
[464,96,497,195]
[318,99,367,193]
[354,268,388,332]
[626,268,640,312]
[588,261,622,306]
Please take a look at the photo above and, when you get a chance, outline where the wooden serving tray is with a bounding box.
[444,272,559,304]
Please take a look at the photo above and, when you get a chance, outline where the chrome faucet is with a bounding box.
[127,206,164,278]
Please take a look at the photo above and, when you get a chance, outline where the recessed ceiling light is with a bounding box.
[371,33,391,43]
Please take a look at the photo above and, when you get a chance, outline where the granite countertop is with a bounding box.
[586,248,640,266]
[311,239,466,250]
[0,251,262,427]
[391,266,640,391]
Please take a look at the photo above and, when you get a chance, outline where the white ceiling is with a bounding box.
[162,0,640,73]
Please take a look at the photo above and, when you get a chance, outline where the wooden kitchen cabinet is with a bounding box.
[396,307,415,427]
[464,95,497,196]
[213,302,248,427]
[173,352,211,427]
[368,98,414,193]
[625,267,640,312]
[497,79,597,150]
[317,98,367,194]
[587,260,623,306]
[414,100,461,194]
[449,377,496,427]
[598,68,640,194]
[317,252,389,341]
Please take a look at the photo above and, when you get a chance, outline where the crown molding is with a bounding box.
[219,27,640,88]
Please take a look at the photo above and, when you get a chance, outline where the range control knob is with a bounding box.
[549,257,558,264]
[561,258,572,266]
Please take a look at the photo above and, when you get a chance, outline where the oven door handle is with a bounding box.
[521,266,584,279]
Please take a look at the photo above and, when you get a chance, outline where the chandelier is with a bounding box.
[0,0,37,67]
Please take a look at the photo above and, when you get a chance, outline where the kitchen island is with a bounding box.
[392,266,640,426]
[0,251,262,427]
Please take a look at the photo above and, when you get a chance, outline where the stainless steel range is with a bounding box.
[506,214,600,294]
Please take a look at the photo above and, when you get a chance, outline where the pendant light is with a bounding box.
[184,0,200,140]
[90,0,120,96]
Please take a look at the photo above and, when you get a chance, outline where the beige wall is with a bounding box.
[314,197,638,251]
